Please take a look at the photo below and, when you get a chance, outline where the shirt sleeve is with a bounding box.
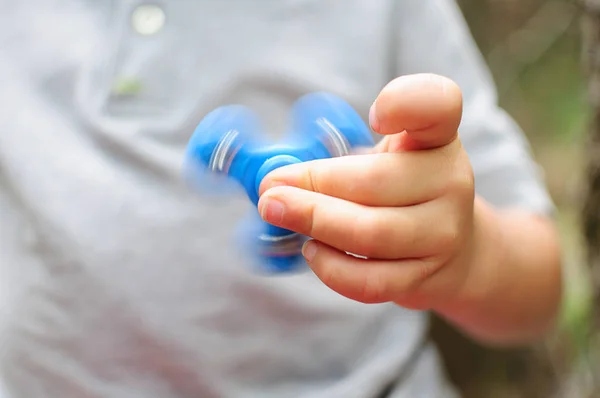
[392,0,554,215]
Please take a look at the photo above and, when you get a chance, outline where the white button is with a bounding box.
[131,4,166,36]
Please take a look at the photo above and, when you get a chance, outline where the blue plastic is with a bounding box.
[183,92,374,273]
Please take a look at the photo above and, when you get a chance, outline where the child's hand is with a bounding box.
[258,74,475,310]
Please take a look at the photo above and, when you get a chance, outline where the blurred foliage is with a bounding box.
[458,0,589,331]
[431,1,593,396]
[459,0,585,148]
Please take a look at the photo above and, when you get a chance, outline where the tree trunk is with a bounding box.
[578,0,600,395]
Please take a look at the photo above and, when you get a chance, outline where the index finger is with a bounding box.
[258,147,466,207]
[370,73,463,151]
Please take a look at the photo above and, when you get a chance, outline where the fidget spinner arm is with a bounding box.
[183,93,374,273]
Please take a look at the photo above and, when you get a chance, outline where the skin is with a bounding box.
[257,73,562,347]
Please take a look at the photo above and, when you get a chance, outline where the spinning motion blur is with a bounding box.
[183,93,374,273]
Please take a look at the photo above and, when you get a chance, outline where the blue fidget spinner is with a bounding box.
[183,92,374,273]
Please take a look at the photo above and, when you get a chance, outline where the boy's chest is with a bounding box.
[0,1,394,246]
[0,0,394,280]
[6,0,392,138]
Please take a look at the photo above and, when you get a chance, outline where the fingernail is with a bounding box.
[369,101,379,133]
[261,198,285,224]
[302,240,317,262]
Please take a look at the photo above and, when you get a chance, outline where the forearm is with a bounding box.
[435,197,563,347]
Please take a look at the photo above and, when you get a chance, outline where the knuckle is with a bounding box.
[435,218,461,252]
[415,260,440,286]
[302,200,318,237]
[316,261,338,289]
[406,260,444,299]
[305,165,321,194]
[394,260,441,301]
[306,161,344,196]
[359,270,388,303]
[352,212,391,258]
[401,214,420,248]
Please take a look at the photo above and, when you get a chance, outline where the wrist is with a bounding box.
[432,197,562,345]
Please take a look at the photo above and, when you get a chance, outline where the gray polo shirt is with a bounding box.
[0,1,553,397]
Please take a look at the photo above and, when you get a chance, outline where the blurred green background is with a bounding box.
[458,0,591,338]
[438,1,593,396]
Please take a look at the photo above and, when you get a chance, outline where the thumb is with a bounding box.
[369,74,463,151]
